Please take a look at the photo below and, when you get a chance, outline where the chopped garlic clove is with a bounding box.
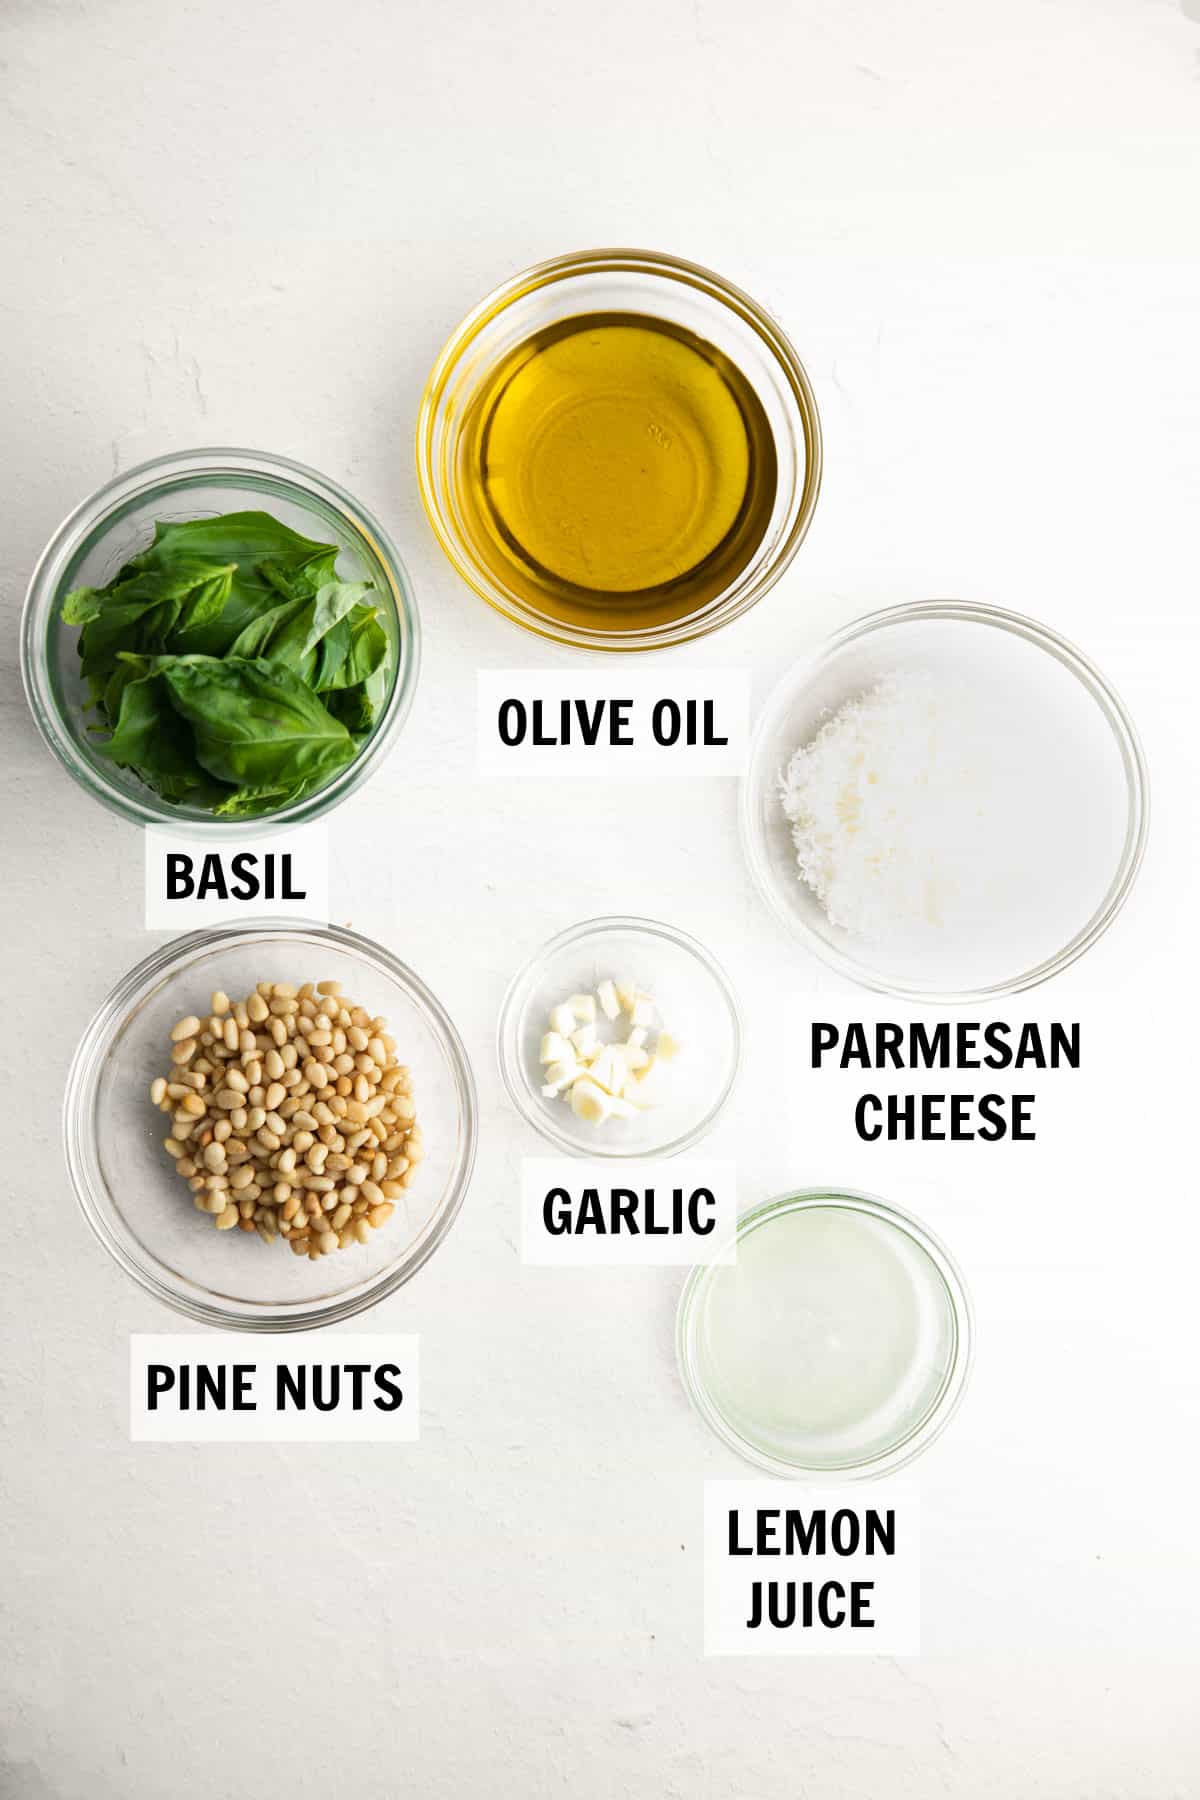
[549,1002,577,1037]
[615,980,639,1015]
[570,1022,598,1060]
[606,1095,638,1119]
[622,1043,650,1074]
[544,1058,580,1089]
[589,1046,626,1096]
[627,1025,648,1049]
[540,1031,571,1065]
[655,1032,682,1062]
[570,993,597,1023]
[571,1078,612,1124]
[596,979,620,1021]
[629,995,655,1029]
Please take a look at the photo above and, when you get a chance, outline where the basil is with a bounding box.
[62,511,393,817]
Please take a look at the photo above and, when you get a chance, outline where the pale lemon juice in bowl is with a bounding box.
[677,1191,973,1478]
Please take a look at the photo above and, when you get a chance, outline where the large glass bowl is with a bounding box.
[741,601,1149,1000]
[63,923,476,1330]
[21,447,420,829]
[416,248,822,651]
[677,1189,974,1479]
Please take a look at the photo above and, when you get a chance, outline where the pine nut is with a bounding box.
[368,1203,394,1228]
[150,1077,167,1106]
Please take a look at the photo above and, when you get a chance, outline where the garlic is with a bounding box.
[570,1079,612,1124]
[534,974,682,1129]
[588,1045,626,1097]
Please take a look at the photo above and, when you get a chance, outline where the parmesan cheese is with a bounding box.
[779,669,1010,943]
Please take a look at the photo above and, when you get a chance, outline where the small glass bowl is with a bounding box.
[416,248,822,652]
[21,447,421,829]
[677,1189,974,1480]
[64,922,477,1330]
[497,915,741,1157]
[741,601,1149,1001]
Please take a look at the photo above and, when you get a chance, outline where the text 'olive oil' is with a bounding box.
[455,312,778,636]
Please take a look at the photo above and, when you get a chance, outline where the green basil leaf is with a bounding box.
[226,596,311,661]
[320,605,388,691]
[62,586,104,626]
[303,581,375,655]
[158,656,358,795]
[74,561,237,684]
[103,667,228,806]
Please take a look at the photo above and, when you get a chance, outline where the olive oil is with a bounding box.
[456,312,778,635]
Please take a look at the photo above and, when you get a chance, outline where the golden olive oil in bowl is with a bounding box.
[457,313,778,635]
[418,251,821,651]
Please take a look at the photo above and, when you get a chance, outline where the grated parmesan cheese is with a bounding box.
[779,669,1007,943]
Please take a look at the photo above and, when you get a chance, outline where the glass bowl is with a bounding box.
[21,447,420,829]
[741,601,1149,1001]
[63,922,477,1330]
[497,915,741,1157]
[416,248,822,651]
[677,1189,973,1480]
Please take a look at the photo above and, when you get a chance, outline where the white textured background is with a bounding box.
[4,1,1200,1794]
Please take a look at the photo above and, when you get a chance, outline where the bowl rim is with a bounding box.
[63,919,477,1331]
[676,1186,975,1480]
[740,598,1151,1002]
[20,445,422,831]
[496,912,743,1158]
[415,246,823,653]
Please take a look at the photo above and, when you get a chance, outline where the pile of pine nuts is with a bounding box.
[150,979,423,1257]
